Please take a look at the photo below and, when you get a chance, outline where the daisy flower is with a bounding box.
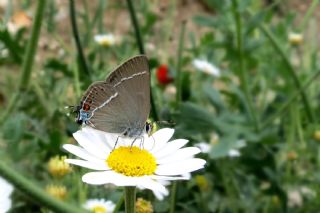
[83,199,115,213]
[192,59,221,77]
[94,34,116,47]
[63,127,205,200]
[195,139,246,158]
[0,177,14,213]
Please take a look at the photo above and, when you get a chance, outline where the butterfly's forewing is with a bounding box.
[79,81,128,133]
[87,55,150,136]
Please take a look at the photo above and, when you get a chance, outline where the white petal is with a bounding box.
[103,132,119,148]
[150,128,174,152]
[0,198,12,213]
[151,175,189,181]
[65,159,109,171]
[82,128,112,152]
[152,189,166,200]
[63,144,104,164]
[156,158,206,176]
[153,139,189,158]
[82,171,144,186]
[157,147,201,164]
[137,178,168,197]
[73,129,109,159]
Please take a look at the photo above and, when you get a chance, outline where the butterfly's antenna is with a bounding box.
[64,106,75,117]
[65,105,75,109]
[155,120,176,126]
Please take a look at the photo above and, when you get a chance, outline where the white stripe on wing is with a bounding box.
[113,71,147,87]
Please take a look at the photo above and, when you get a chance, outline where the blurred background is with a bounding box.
[0,0,320,212]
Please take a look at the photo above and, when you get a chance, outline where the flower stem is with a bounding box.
[125,0,159,122]
[0,0,46,125]
[175,21,186,107]
[69,0,91,78]
[0,161,88,213]
[18,0,46,91]
[124,186,136,213]
[169,182,178,213]
[231,0,259,131]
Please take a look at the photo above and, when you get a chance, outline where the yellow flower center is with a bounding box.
[45,184,67,200]
[48,155,72,178]
[106,146,156,177]
[136,198,154,213]
[92,205,107,213]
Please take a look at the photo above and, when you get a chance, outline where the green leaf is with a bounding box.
[175,102,217,137]
[204,84,226,112]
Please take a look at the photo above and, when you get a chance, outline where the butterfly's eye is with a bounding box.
[145,122,153,135]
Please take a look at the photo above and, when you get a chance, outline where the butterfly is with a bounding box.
[72,55,152,138]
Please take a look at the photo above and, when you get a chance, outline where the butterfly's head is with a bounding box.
[145,120,154,136]
[67,104,84,125]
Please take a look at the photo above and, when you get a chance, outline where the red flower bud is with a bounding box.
[156,64,173,85]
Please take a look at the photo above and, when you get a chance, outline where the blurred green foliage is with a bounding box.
[1,0,320,212]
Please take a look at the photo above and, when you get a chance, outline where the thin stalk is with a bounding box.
[298,0,319,31]
[231,0,259,131]
[169,182,178,213]
[0,0,46,125]
[0,161,88,213]
[125,0,159,121]
[124,186,136,213]
[258,21,315,124]
[126,0,144,54]
[261,69,320,129]
[72,61,81,98]
[175,21,186,106]
[19,0,46,91]
[113,194,124,213]
[69,0,91,77]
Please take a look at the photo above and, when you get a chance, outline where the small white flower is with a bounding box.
[0,177,14,213]
[195,142,210,153]
[288,32,303,45]
[287,189,303,208]
[195,139,246,158]
[63,127,205,200]
[192,59,220,77]
[94,34,116,47]
[228,149,240,157]
[84,199,115,213]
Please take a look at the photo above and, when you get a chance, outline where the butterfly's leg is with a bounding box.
[139,136,145,149]
[112,136,120,151]
[130,137,138,149]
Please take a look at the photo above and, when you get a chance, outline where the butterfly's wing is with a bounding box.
[79,81,128,134]
[87,55,150,136]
